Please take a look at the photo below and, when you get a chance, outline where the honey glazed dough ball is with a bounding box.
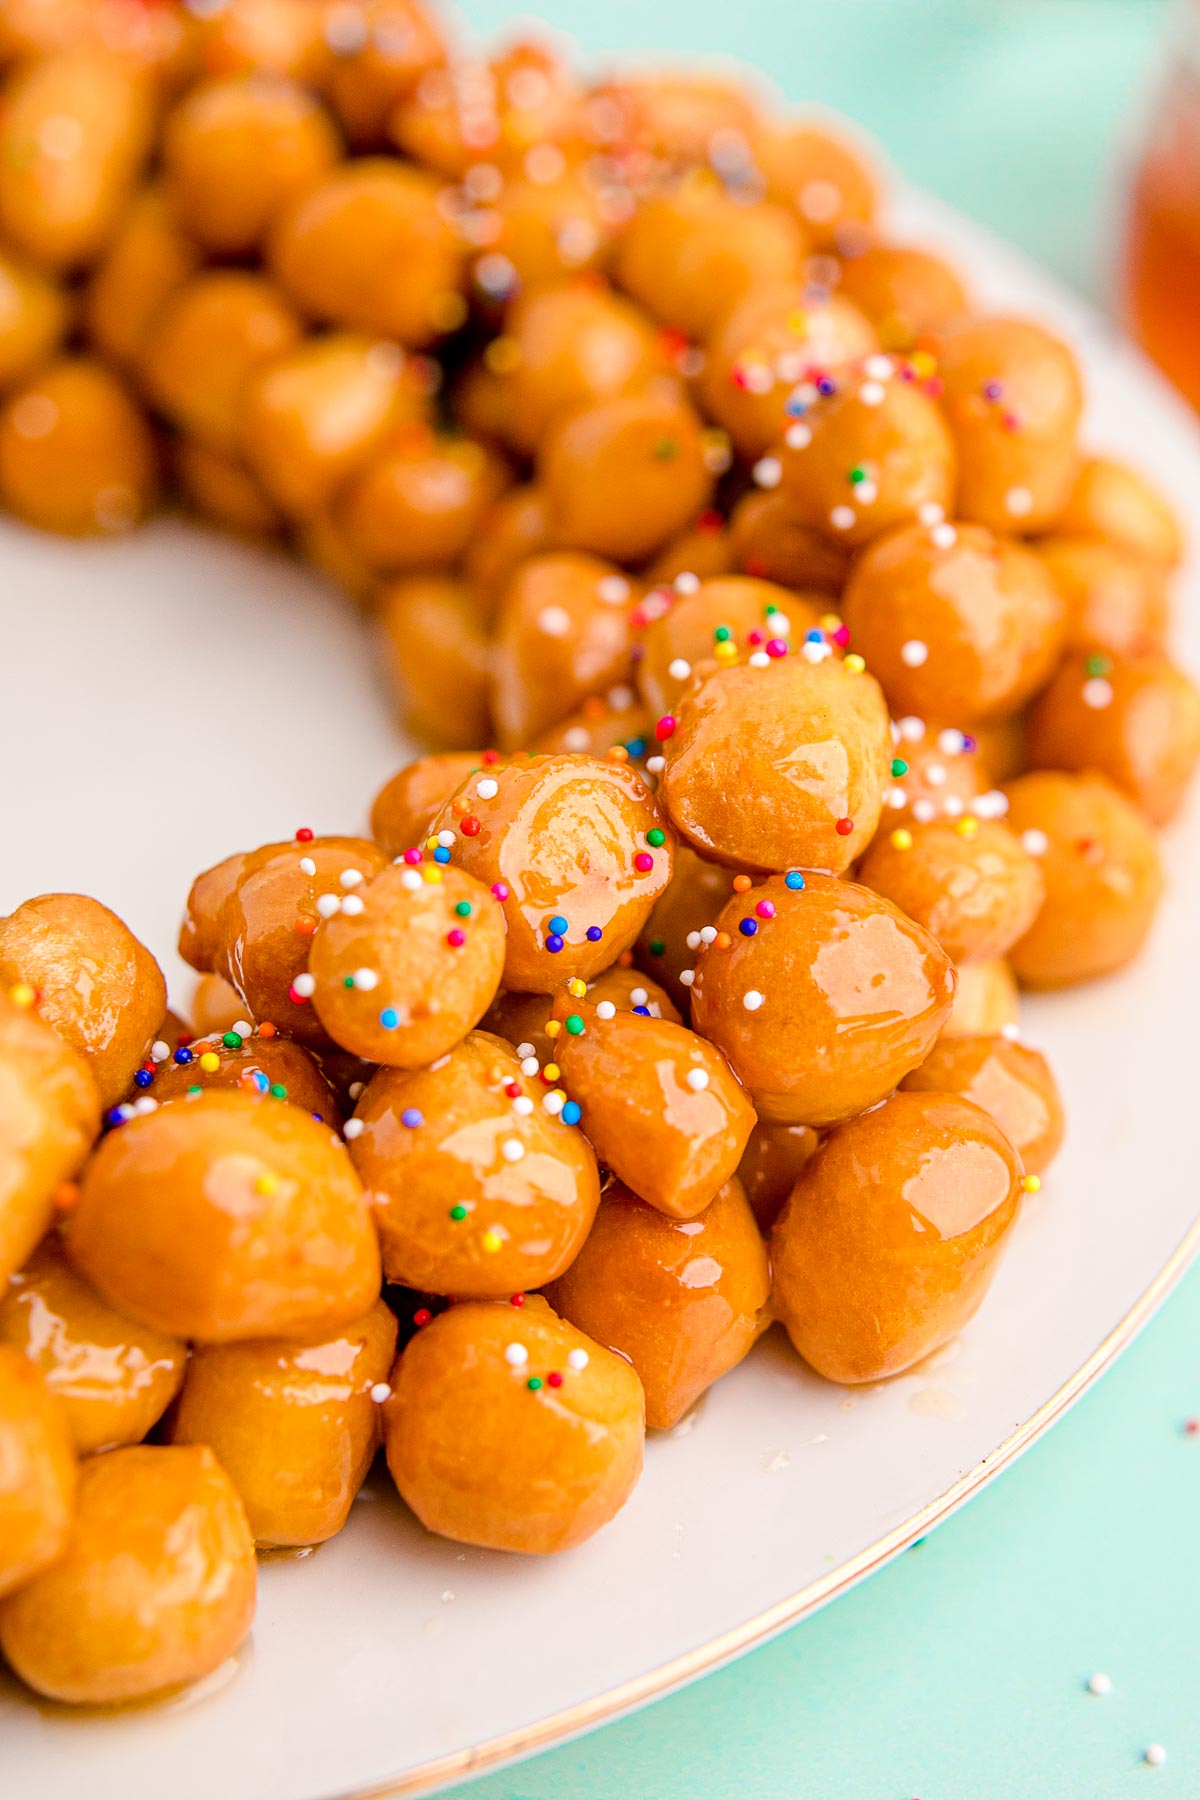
[1026,648,1200,826]
[727,487,853,594]
[267,159,466,346]
[635,842,740,1013]
[532,685,650,760]
[377,574,493,750]
[490,551,634,749]
[431,753,674,992]
[1034,536,1171,656]
[931,314,1083,534]
[550,989,756,1219]
[382,1294,645,1554]
[857,816,1045,965]
[0,1443,256,1705]
[0,892,166,1109]
[349,1029,600,1296]
[842,519,1066,723]
[546,1175,770,1430]
[175,437,283,540]
[0,1345,76,1600]
[642,512,735,590]
[146,1027,341,1125]
[755,117,879,248]
[539,390,714,565]
[462,483,556,615]
[0,988,99,1286]
[68,1090,381,1342]
[83,185,202,371]
[0,247,69,391]
[370,751,500,857]
[178,849,249,975]
[188,0,328,85]
[736,1118,821,1233]
[771,1091,1024,1384]
[586,68,767,169]
[835,240,969,350]
[1056,455,1183,567]
[901,1033,1065,1178]
[308,862,506,1066]
[942,956,1020,1040]
[169,1300,398,1547]
[388,40,585,179]
[883,717,989,822]
[162,74,341,258]
[0,1236,186,1455]
[335,427,510,574]
[469,162,617,297]
[0,355,157,536]
[1002,771,1166,988]
[689,871,955,1127]
[699,281,878,459]
[482,961,680,1066]
[189,972,246,1038]
[658,649,892,874]
[317,0,447,147]
[774,352,956,549]
[636,574,827,720]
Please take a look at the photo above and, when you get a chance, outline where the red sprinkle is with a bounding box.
[547,1371,564,1388]
[835,817,855,836]
[1185,1419,1200,1436]
[633,852,654,873]
[655,715,676,742]
[696,508,724,534]
[510,1293,526,1307]
[460,815,481,836]
[504,1081,522,1098]
[747,628,764,646]
[482,748,500,764]
[446,928,466,947]
[413,1308,432,1328]
[295,827,314,842]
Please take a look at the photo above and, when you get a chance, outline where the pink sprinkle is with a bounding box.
[747,628,764,645]
[755,900,776,919]
[491,881,510,901]
[833,623,851,647]
[403,847,423,865]
[446,929,466,947]
[766,638,788,658]
[634,852,654,873]
[655,715,677,742]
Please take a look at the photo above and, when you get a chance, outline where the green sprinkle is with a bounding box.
[646,828,665,848]
[765,603,780,616]
[1085,654,1112,678]
[187,1084,202,1096]
[649,938,665,957]
[449,1204,468,1221]
[565,1014,585,1036]
[713,625,732,643]
[652,436,679,461]
[527,1376,544,1391]
[222,1031,243,1049]
[270,1083,287,1100]
[849,464,867,485]
[454,900,472,917]
[343,975,355,988]
[891,758,909,778]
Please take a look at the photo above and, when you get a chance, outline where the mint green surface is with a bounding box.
[443,4,1194,1795]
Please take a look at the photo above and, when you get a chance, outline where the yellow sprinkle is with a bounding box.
[786,308,810,337]
[1022,1175,1041,1193]
[714,640,739,664]
[8,982,36,1009]
[844,653,866,674]
[425,836,439,850]
[199,1052,221,1073]
[481,1230,503,1254]
[543,1062,560,1082]
[819,613,842,632]
[567,978,587,998]
[544,1020,561,1039]
[909,349,937,378]
[890,829,913,851]
[423,867,442,883]
[255,1173,279,1197]
[956,816,979,838]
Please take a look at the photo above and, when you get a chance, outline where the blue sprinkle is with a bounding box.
[253,1070,270,1093]
[173,1046,193,1065]
[785,395,808,417]
[586,925,603,943]
[401,1108,423,1129]
[545,934,564,954]
[133,1068,154,1088]
[817,375,837,396]
[380,1008,399,1029]
[548,915,569,936]
[561,1101,582,1126]
[805,628,824,643]
[785,870,806,891]
[433,846,451,864]
[632,1004,651,1016]
[105,1105,127,1128]
[739,918,758,937]
[625,737,646,758]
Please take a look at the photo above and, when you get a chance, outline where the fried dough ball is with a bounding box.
[836,241,969,349]
[318,0,447,146]
[163,75,340,257]
[775,355,956,547]
[642,511,734,589]
[843,520,1066,723]
[728,487,852,592]
[532,684,649,760]
[491,551,634,748]
[1026,649,1200,826]
[771,1092,1022,1383]
[546,1176,769,1429]
[548,992,756,1219]
[0,1346,76,1600]
[587,68,766,168]
[482,962,680,1066]
[463,484,556,615]
[181,440,284,544]
[931,315,1083,533]
[68,1090,380,1342]
[241,332,426,519]
[901,1034,1064,1177]
[971,714,1029,786]
[635,843,739,1012]
[194,835,388,1049]
[942,957,1020,1039]
[336,427,509,573]
[700,283,877,458]
[0,248,68,390]
[309,863,506,1066]
[0,893,166,1109]
[690,871,955,1127]
[140,272,303,455]
[883,718,988,822]
[756,118,879,248]
[382,1295,644,1554]
[431,754,674,991]
[0,991,99,1285]
[389,40,584,179]
[1035,536,1170,655]
[0,50,153,271]
[349,1031,600,1295]
[190,0,327,84]
[0,1237,186,1455]
[540,390,714,564]
[636,574,826,719]
[268,159,465,346]
[190,972,246,1038]
[658,652,891,874]
[473,165,615,294]
[377,573,493,749]
[169,1300,397,1547]
[147,1029,340,1124]
[1056,455,1183,567]
[1002,771,1165,988]
[0,1443,256,1704]
[0,356,157,535]
[858,817,1045,964]
[736,1119,821,1233]
[299,502,380,604]
[370,751,498,856]
[0,0,190,79]
[615,179,806,343]
[481,281,662,457]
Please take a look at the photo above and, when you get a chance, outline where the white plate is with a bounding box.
[2,189,1199,1800]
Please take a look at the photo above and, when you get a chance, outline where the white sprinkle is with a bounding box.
[931,523,957,550]
[771,611,792,637]
[887,787,907,808]
[669,658,693,681]
[437,830,456,848]
[912,798,936,823]
[1145,1745,1167,1767]
[858,381,885,407]
[369,1381,391,1403]
[802,639,832,663]
[233,1022,253,1039]
[679,969,696,987]
[608,683,635,710]
[150,1040,170,1063]
[749,650,771,667]
[743,989,765,1011]
[520,1056,540,1077]
[567,1348,589,1371]
[630,988,648,1006]
[855,480,878,504]
[1082,677,1113,709]
[785,421,812,450]
[298,857,317,876]
[316,893,341,918]
[133,1096,158,1116]
[511,1094,534,1116]
[352,967,378,990]
[344,1118,365,1140]
[917,500,945,526]
[543,1090,566,1114]
[864,354,893,381]
[686,931,702,950]
[925,761,947,787]
[943,794,964,817]
[563,728,590,751]
[800,177,840,223]
[292,973,316,998]
[898,715,927,742]
[1000,1021,1022,1041]
[516,1042,535,1059]
[674,571,701,595]
[340,868,364,888]
[646,755,666,774]
[340,894,365,916]
[538,604,571,636]
[477,778,499,799]
[700,925,718,944]
[1005,485,1034,518]
[595,1000,616,1020]
[597,575,630,604]
[1021,828,1049,856]
[901,639,929,668]
[349,1081,365,1099]
[686,1068,710,1092]
[753,456,782,489]
[830,505,856,531]
[938,728,966,755]
[400,869,423,891]
[504,1343,528,1367]
[501,1138,525,1163]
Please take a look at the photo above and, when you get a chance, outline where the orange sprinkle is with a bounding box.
[617,949,634,967]
[732,875,752,892]
[606,745,629,762]
[294,918,317,937]
[258,1022,277,1039]
[715,931,732,950]
[53,1181,79,1214]
[583,696,607,719]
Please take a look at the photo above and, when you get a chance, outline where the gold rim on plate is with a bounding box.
[333,1207,1200,1800]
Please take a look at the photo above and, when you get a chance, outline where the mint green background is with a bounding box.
[445,5,1197,1795]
